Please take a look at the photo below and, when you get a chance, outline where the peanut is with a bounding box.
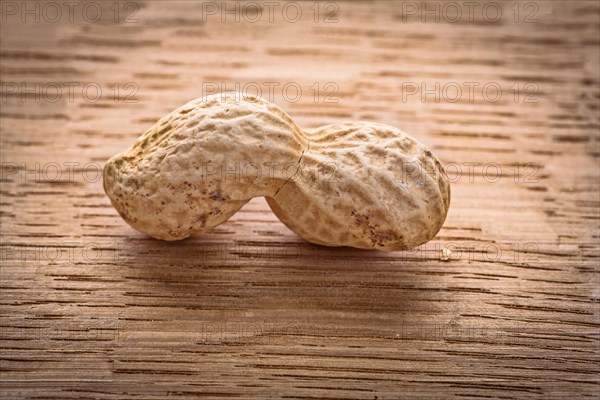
[103,93,450,251]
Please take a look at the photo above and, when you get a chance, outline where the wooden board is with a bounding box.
[1,1,599,398]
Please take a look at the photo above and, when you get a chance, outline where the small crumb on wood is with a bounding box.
[440,248,452,261]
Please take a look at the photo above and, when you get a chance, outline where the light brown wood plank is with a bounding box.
[1,1,599,399]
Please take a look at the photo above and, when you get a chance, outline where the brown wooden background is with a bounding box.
[1,1,599,398]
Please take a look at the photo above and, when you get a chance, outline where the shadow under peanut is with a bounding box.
[112,233,453,346]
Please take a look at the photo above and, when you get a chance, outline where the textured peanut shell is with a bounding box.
[103,93,450,251]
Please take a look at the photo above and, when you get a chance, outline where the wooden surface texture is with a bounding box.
[1,0,599,398]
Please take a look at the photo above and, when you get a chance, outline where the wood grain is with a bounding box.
[1,1,599,398]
